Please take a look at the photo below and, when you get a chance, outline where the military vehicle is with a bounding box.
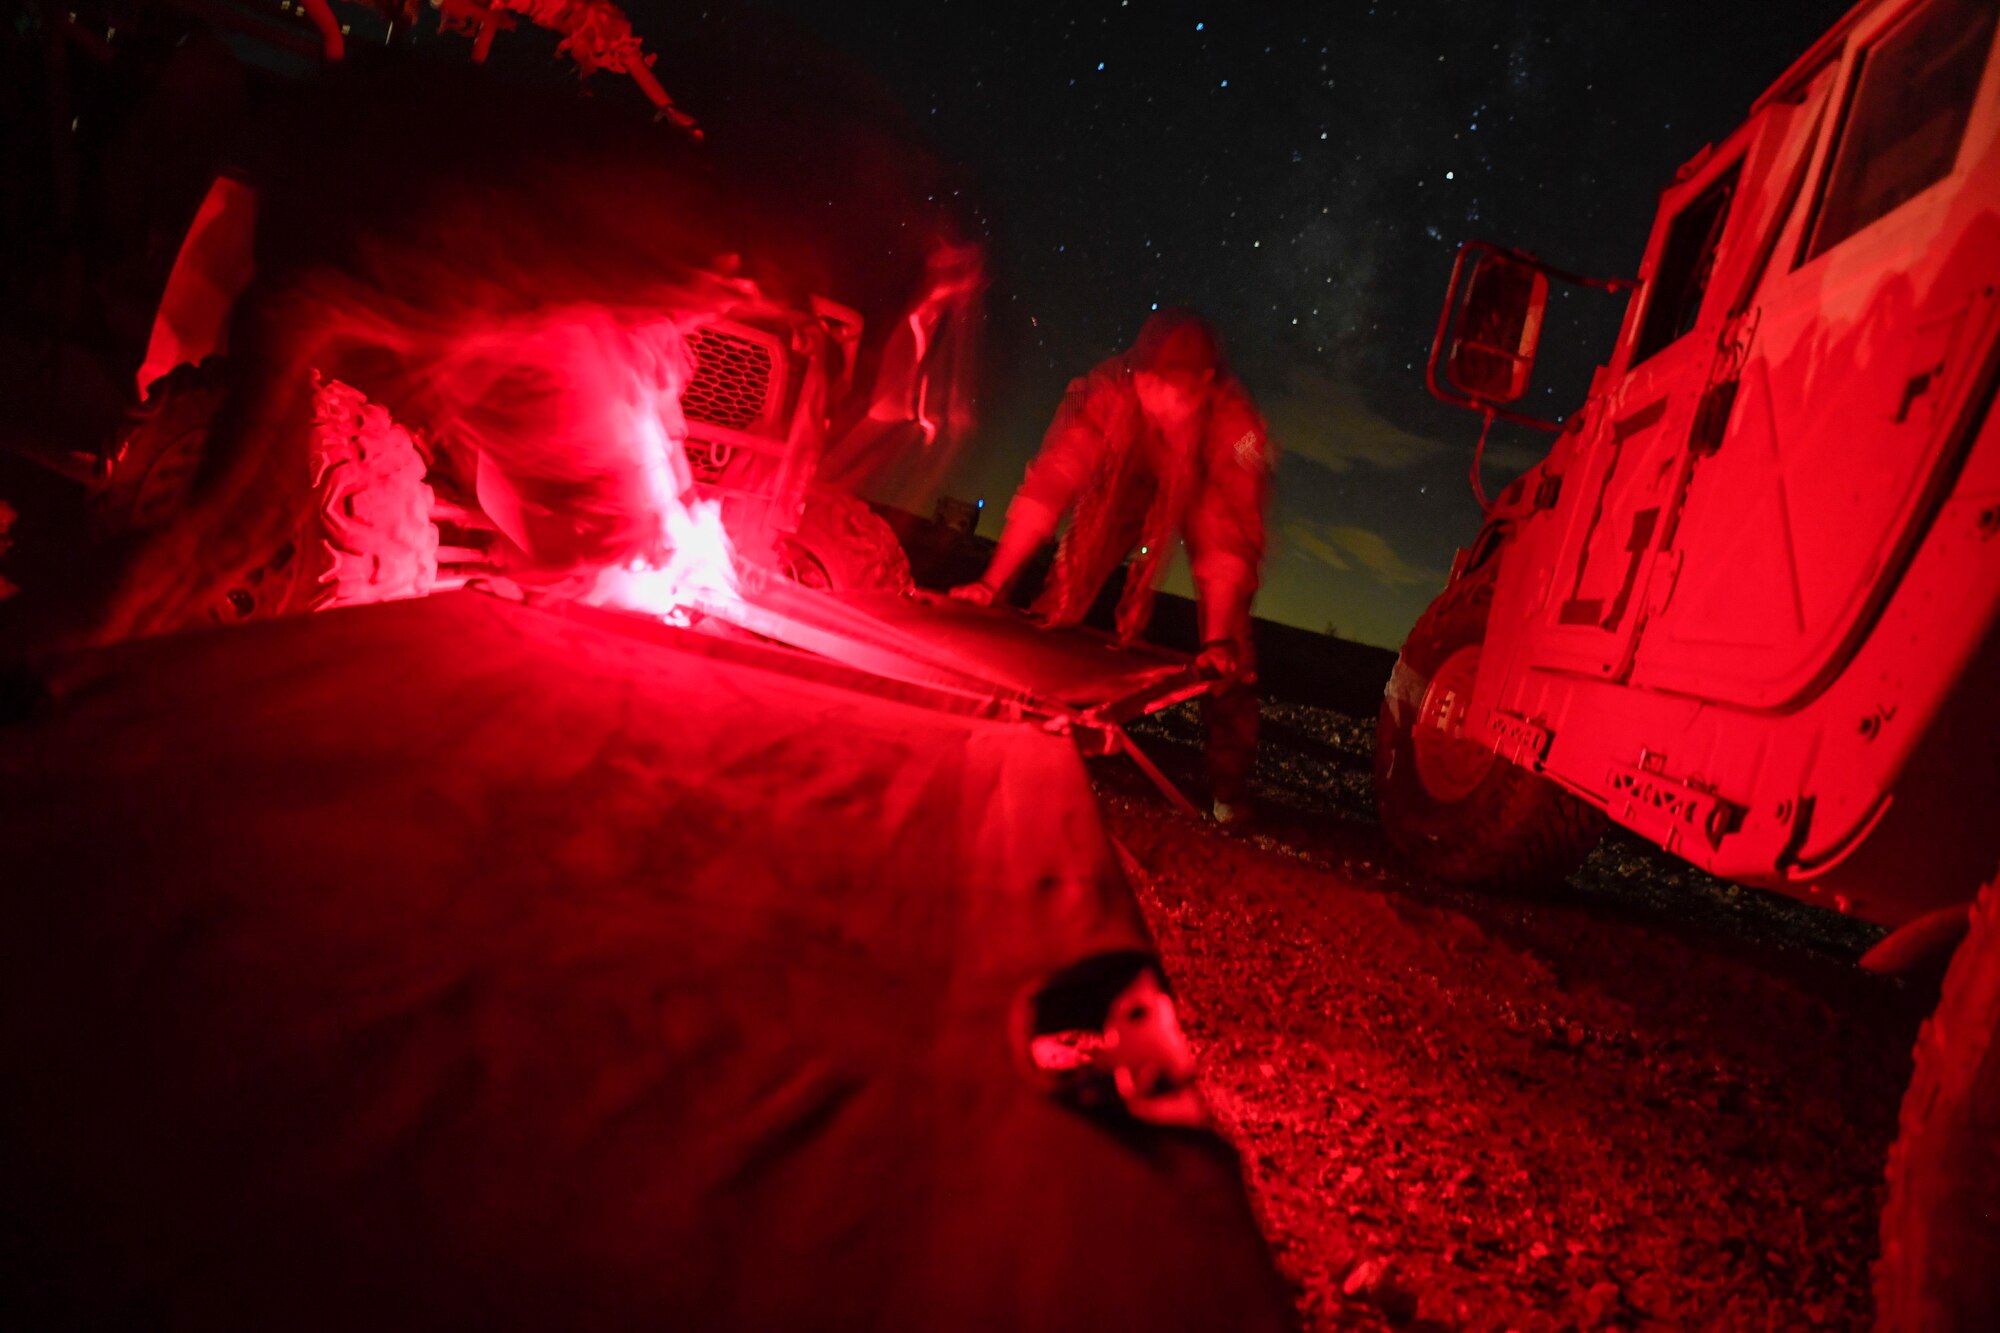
[9,0,969,631]
[1375,2,1998,1325]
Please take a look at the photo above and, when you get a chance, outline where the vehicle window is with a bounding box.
[1804,0,1999,261]
[1631,165,1740,365]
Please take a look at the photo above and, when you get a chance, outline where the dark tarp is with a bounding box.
[0,592,1290,1332]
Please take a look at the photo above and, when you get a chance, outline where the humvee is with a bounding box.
[14,0,960,631]
[1375,1,1998,1325]
[101,184,916,626]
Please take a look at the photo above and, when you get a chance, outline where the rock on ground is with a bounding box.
[1098,701,1929,1332]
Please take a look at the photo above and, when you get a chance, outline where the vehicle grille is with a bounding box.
[684,327,774,432]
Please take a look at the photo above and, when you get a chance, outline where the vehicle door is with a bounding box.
[1526,70,1839,682]
[1633,0,2000,707]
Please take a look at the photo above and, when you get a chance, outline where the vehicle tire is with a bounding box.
[212,376,439,625]
[1876,875,2000,1332]
[1374,562,1605,890]
[92,359,228,539]
[299,376,439,610]
[779,488,913,594]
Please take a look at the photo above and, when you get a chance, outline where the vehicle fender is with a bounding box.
[138,175,259,400]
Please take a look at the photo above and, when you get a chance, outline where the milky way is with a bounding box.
[639,0,1855,645]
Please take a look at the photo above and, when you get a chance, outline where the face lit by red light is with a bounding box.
[1133,368,1214,431]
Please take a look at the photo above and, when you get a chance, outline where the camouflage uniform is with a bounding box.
[1005,352,1273,806]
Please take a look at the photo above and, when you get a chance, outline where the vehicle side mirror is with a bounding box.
[1425,242,1634,512]
[1444,252,1547,405]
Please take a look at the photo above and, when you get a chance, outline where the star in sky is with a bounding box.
[657,0,1856,645]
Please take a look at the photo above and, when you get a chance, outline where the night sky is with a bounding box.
[636,1,1857,646]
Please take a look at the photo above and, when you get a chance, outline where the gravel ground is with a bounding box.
[1100,701,1935,1332]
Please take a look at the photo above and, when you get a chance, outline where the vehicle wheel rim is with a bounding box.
[213,532,311,624]
[1411,642,1497,803]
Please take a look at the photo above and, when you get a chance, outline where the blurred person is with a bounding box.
[952,309,1273,822]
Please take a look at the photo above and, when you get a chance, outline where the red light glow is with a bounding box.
[351,296,745,617]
